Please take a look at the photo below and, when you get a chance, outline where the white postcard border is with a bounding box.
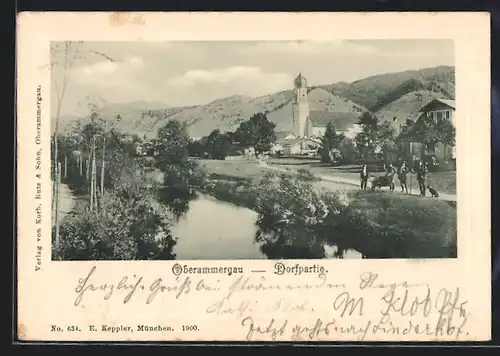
[16,12,491,342]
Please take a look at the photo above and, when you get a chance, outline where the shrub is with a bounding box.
[254,172,347,258]
[295,168,318,182]
[54,179,176,261]
[201,179,258,209]
[157,160,207,218]
[335,191,457,258]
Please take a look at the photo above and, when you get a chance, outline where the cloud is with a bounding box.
[166,66,293,97]
[80,61,119,74]
[240,40,379,55]
[71,55,145,85]
[126,56,144,66]
[51,54,152,114]
[168,66,262,87]
[239,40,453,59]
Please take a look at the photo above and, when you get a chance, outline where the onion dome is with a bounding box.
[294,73,308,88]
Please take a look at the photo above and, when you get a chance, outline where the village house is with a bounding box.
[273,73,361,156]
[398,97,456,164]
[281,137,323,156]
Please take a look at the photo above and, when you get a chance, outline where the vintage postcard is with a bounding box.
[16,12,491,342]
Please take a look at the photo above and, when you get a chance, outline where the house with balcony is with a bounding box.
[397,98,456,165]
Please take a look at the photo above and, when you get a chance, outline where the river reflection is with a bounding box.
[172,195,362,260]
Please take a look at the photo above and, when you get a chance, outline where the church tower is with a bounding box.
[292,73,310,138]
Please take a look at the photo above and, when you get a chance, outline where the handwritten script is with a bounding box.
[72,267,470,341]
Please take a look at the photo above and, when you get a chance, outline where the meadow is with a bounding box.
[268,158,457,195]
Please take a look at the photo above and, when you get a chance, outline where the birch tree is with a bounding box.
[51,42,115,250]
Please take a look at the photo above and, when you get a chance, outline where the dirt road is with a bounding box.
[52,182,77,226]
[267,163,457,202]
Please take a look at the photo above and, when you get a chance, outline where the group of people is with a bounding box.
[360,158,430,196]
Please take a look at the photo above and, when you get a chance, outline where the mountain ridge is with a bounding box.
[53,65,455,138]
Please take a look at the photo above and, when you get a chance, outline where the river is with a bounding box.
[171,195,362,260]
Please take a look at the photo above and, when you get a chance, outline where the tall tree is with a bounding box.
[187,139,206,158]
[354,112,379,159]
[354,111,395,161]
[206,129,232,159]
[320,121,344,163]
[155,120,191,170]
[413,115,456,158]
[154,120,207,218]
[51,42,114,250]
[377,121,397,163]
[233,112,276,155]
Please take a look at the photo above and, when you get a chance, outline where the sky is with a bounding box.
[50,40,454,117]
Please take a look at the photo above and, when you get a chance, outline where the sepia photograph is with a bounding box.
[50,39,458,261]
[17,12,490,343]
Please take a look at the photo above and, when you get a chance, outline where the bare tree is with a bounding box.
[51,42,115,251]
[77,95,122,213]
[51,41,82,251]
[100,114,123,202]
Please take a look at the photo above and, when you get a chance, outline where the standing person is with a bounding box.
[416,160,428,196]
[383,163,397,192]
[384,163,396,178]
[360,164,369,190]
[398,161,409,194]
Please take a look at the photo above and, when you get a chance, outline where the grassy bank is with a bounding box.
[336,190,457,258]
[197,158,278,183]
[200,179,258,210]
[201,169,457,259]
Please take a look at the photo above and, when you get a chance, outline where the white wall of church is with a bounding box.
[292,101,309,137]
[292,77,310,138]
[311,124,361,140]
[312,127,326,137]
[344,124,362,139]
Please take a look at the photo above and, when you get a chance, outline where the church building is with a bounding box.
[292,73,311,138]
[276,73,362,155]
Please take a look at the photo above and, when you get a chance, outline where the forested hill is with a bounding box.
[320,65,455,111]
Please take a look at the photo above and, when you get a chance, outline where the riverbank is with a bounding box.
[197,158,276,184]
[198,161,457,259]
[196,158,457,202]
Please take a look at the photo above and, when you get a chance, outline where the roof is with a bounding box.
[294,73,308,88]
[283,138,301,146]
[283,137,322,147]
[305,137,323,145]
[419,98,456,112]
[308,111,361,131]
[274,131,296,142]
